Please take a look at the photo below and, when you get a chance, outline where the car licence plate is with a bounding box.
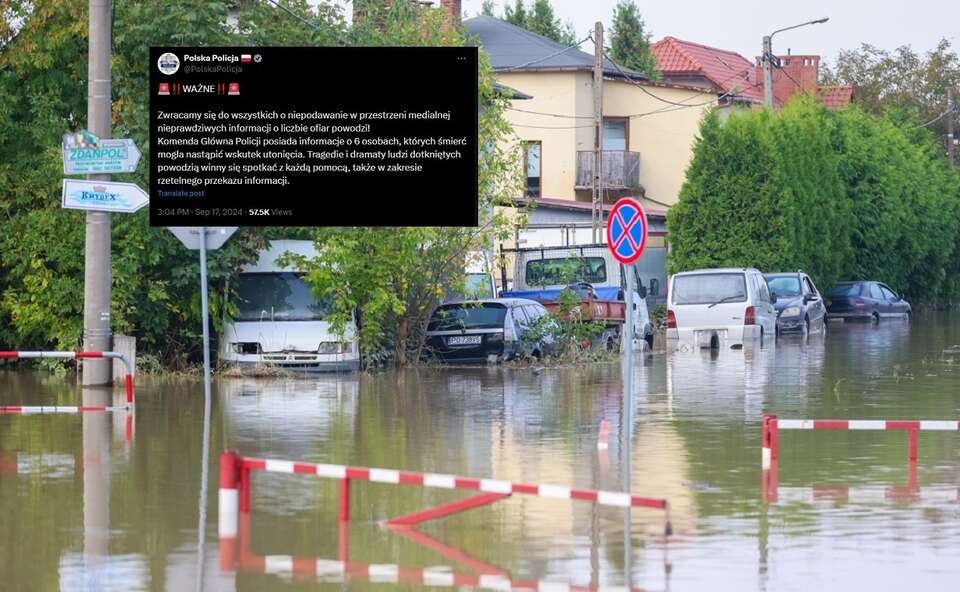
[448,335,482,346]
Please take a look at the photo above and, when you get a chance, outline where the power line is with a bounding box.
[512,123,595,129]
[507,107,593,120]
[915,106,957,129]
[600,48,732,108]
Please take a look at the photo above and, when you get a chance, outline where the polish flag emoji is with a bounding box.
[240,54,252,63]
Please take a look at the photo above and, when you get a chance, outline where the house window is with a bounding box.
[524,141,541,198]
[602,118,628,151]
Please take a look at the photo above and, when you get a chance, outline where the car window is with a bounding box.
[672,273,747,305]
[766,276,801,298]
[827,283,861,297]
[869,284,883,300]
[523,305,542,321]
[802,277,816,295]
[428,303,507,331]
[880,286,897,300]
[753,274,770,303]
[513,305,530,329]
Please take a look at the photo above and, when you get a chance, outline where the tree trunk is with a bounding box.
[395,317,408,368]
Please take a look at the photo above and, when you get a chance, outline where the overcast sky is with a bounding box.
[458,0,959,66]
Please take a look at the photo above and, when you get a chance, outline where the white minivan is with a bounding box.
[218,240,360,372]
[666,268,777,348]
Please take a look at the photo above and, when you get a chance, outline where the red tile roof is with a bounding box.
[818,85,854,110]
[652,37,764,102]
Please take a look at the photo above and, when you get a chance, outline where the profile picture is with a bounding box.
[157,52,180,75]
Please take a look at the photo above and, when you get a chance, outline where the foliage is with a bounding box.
[0,0,342,366]
[821,40,960,155]
[502,0,576,45]
[608,0,660,80]
[481,1,496,17]
[668,96,960,303]
[522,288,604,359]
[290,1,524,368]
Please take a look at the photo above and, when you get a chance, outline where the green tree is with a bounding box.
[669,97,960,302]
[290,2,523,368]
[608,0,659,79]
[503,0,575,45]
[481,0,496,16]
[821,40,960,158]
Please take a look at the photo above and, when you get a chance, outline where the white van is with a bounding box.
[218,240,359,372]
[666,268,777,348]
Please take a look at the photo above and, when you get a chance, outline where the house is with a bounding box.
[652,36,853,111]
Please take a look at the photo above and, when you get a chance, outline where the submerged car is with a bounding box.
[825,281,911,322]
[764,271,827,335]
[666,268,777,348]
[423,298,557,364]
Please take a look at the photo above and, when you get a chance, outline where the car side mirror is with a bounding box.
[803,293,816,303]
[638,285,648,299]
[770,293,777,304]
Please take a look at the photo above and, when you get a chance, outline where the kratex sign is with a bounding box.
[62,138,141,175]
[61,179,149,214]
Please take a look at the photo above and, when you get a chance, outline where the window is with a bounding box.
[525,256,607,286]
[234,272,331,322]
[827,283,861,297]
[880,286,898,301]
[672,273,747,305]
[766,276,801,298]
[649,278,659,296]
[869,284,884,300]
[428,303,507,331]
[523,141,541,198]
[602,118,628,151]
[803,277,817,295]
[756,275,771,303]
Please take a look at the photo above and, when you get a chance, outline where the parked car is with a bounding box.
[423,298,557,364]
[763,271,827,336]
[666,268,777,348]
[825,281,912,322]
[219,240,360,372]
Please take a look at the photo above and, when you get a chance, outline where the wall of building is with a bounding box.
[499,71,714,210]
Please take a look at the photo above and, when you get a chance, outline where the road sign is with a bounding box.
[168,227,238,251]
[606,197,648,264]
[61,179,149,213]
[63,138,141,175]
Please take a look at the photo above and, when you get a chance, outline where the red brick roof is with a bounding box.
[652,37,764,102]
[818,85,854,110]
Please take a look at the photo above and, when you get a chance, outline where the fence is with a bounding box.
[0,351,134,412]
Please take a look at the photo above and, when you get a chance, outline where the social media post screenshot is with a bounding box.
[149,47,478,227]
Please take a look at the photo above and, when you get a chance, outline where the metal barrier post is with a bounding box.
[339,477,351,522]
[219,450,240,571]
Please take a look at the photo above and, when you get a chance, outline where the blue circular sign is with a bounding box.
[606,197,648,264]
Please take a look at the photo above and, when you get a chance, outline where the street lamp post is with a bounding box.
[762,17,829,110]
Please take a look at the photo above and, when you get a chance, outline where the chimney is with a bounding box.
[439,0,461,25]
[756,54,821,108]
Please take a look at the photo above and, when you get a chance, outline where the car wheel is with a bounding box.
[871,311,880,324]
[645,333,654,351]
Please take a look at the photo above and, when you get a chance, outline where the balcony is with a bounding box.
[575,151,641,190]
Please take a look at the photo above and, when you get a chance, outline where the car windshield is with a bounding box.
[234,272,331,322]
[827,283,861,297]
[428,303,507,331]
[765,276,801,298]
[672,273,747,305]
[526,257,606,287]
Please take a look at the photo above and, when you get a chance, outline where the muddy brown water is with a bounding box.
[1,311,959,590]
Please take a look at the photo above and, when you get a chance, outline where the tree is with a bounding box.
[290,1,524,368]
[481,0,496,16]
[608,0,659,79]
[503,0,575,45]
[821,40,960,158]
[669,97,960,302]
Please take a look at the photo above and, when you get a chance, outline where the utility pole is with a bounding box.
[948,88,956,166]
[762,35,774,110]
[83,0,113,385]
[592,21,604,242]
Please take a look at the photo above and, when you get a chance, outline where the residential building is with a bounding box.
[652,36,853,111]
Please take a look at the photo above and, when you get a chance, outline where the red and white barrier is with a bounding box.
[219,450,671,575]
[773,485,960,505]
[0,351,134,411]
[761,415,960,469]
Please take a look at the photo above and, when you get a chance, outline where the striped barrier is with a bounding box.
[772,485,960,505]
[0,351,134,411]
[760,415,960,469]
[219,451,671,576]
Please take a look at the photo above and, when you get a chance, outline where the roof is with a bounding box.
[465,15,647,79]
[494,82,533,100]
[818,85,854,110]
[652,37,764,102]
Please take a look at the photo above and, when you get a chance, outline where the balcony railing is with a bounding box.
[575,151,641,190]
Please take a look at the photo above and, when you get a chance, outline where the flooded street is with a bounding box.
[2,311,960,591]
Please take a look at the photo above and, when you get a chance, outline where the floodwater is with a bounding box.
[2,311,959,591]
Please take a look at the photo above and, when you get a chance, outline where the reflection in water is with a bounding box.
[0,313,958,590]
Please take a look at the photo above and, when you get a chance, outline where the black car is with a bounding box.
[764,271,827,335]
[423,298,557,364]
[825,281,911,322]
